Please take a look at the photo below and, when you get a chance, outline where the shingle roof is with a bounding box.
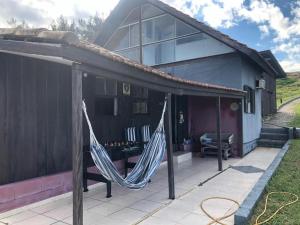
[0,28,245,95]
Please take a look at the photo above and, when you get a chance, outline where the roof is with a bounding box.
[259,50,286,78]
[0,28,245,98]
[95,0,277,76]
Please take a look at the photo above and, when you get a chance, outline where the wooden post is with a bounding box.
[216,96,222,171]
[72,64,83,225]
[166,93,175,199]
[238,99,244,158]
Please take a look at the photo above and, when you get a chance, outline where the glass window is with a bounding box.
[155,15,175,41]
[142,19,154,44]
[122,7,140,26]
[117,47,140,62]
[142,4,164,20]
[143,40,175,66]
[176,19,198,37]
[106,27,129,50]
[142,14,175,44]
[130,23,140,47]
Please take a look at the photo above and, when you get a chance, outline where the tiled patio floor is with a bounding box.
[0,147,280,225]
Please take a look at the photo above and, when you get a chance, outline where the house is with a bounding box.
[94,0,284,154]
[0,29,244,215]
[259,50,286,116]
[0,0,284,220]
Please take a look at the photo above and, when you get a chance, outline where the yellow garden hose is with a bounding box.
[200,197,240,225]
[254,192,299,225]
[200,192,299,225]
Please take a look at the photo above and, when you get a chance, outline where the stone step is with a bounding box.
[260,133,289,140]
[257,139,286,148]
[261,128,289,134]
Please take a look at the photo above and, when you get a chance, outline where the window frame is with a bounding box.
[105,3,207,65]
[243,85,255,114]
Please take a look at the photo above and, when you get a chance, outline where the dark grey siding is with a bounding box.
[83,75,165,145]
[156,53,242,89]
[0,53,72,185]
[262,73,277,116]
[0,53,165,185]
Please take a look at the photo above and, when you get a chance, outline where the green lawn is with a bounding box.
[277,77,300,108]
[249,104,300,224]
[289,104,300,128]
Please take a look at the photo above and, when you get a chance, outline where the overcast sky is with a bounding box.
[0,0,299,72]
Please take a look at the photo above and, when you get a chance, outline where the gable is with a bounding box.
[95,0,276,75]
[102,3,234,66]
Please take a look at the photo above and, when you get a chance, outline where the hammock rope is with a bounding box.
[82,100,167,189]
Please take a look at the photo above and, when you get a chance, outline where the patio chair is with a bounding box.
[200,133,234,160]
[123,125,151,177]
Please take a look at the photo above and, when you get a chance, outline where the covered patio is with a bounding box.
[0,29,244,225]
[0,147,280,225]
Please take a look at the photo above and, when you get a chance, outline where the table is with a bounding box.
[83,144,143,198]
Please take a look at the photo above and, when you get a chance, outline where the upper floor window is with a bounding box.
[244,86,255,114]
[176,19,198,37]
[106,27,130,50]
[142,14,175,44]
[105,3,233,65]
[142,4,164,20]
[122,7,140,26]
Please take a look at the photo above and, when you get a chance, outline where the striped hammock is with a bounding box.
[82,100,167,189]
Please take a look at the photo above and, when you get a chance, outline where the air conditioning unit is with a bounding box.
[256,79,266,89]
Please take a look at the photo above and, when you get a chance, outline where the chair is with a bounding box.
[200,133,234,160]
[123,125,151,177]
[141,125,151,144]
[125,127,137,143]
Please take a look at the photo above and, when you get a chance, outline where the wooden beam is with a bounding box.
[76,64,244,99]
[72,64,83,225]
[238,99,244,158]
[216,96,222,171]
[166,93,175,199]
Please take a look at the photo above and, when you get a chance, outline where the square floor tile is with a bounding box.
[109,208,147,223]
[128,199,163,213]
[13,214,56,225]
[1,211,38,224]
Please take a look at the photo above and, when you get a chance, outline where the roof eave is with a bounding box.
[0,38,245,98]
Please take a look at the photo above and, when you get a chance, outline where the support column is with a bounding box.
[166,93,175,199]
[216,96,223,171]
[72,64,83,225]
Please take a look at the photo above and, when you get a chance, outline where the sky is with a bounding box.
[0,0,299,72]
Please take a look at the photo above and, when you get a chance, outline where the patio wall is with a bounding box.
[188,96,241,156]
[0,159,130,213]
[0,171,73,213]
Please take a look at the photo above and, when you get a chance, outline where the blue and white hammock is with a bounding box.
[82,100,167,189]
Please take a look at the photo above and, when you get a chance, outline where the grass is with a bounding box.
[289,103,300,128]
[276,77,300,108]
[249,104,300,225]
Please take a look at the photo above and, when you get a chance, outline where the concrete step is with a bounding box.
[261,128,289,134]
[257,139,286,148]
[260,133,289,140]
[173,151,192,164]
